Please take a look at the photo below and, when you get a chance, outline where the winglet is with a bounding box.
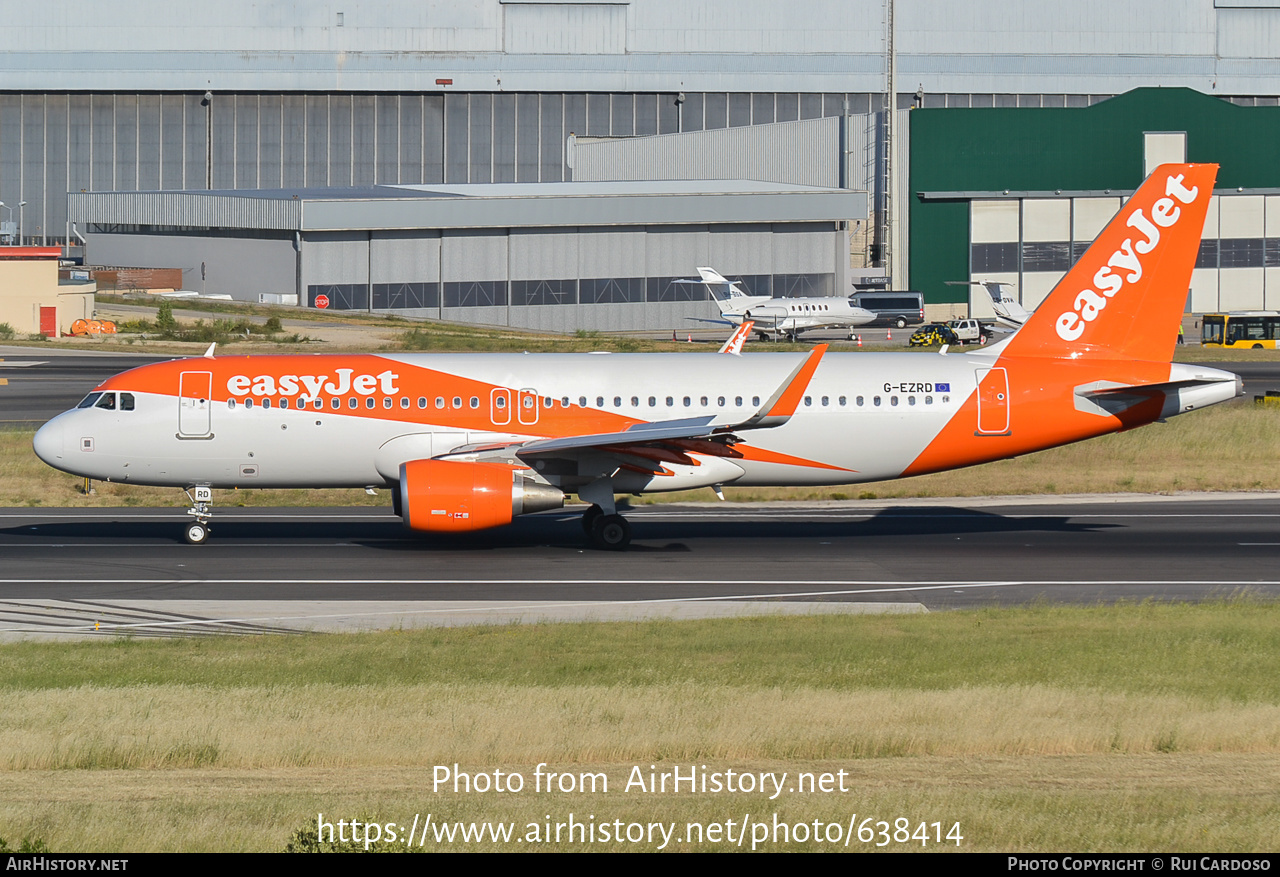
[738,344,828,428]
[718,320,754,355]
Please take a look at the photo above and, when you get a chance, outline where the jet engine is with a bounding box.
[398,459,564,533]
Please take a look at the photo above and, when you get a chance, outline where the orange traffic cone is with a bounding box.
[687,334,693,342]
[886,328,892,341]
[856,334,862,347]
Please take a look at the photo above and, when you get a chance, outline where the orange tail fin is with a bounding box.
[1004,163,1217,362]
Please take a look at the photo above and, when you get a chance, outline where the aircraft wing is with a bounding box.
[438,345,828,467]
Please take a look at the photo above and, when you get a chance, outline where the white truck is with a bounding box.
[945,318,991,344]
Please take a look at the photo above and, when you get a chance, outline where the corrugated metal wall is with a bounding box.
[7,90,865,246]
[572,116,847,188]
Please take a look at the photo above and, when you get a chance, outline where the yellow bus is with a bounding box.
[1201,312,1280,349]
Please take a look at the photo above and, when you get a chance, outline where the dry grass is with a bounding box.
[0,756,1277,852]
[1,683,1278,772]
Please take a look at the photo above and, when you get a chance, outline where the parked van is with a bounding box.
[849,291,925,328]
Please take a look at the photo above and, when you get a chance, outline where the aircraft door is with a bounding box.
[491,388,512,426]
[517,388,539,425]
[975,367,1010,435]
[178,371,213,438]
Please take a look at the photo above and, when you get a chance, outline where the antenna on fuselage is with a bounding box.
[203,343,216,359]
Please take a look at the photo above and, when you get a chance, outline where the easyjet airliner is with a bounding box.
[34,164,1241,549]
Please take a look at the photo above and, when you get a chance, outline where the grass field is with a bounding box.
[0,603,1277,851]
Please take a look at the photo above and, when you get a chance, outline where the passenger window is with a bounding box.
[925,396,933,405]
[856,396,864,406]
[281,398,290,409]
[562,396,571,407]
[470,397,479,409]
[418,397,427,409]
[821,396,829,406]
[597,396,605,407]
[908,396,916,406]
[839,396,847,406]
[735,396,743,406]
[495,396,507,409]
[400,397,410,409]
[874,396,881,406]
[384,397,393,409]
[349,398,359,409]
[631,396,638,407]
[331,398,340,409]
[891,396,899,406]
[228,399,237,409]
[683,396,691,407]
[313,399,323,410]
[245,398,255,409]
[453,397,462,409]
[365,397,375,409]
[436,397,445,409]
[752,396,760,406]
[700,396,708,406]
[262,398,272,409]
[666,396,674,407]
[614,396,622,407]
[717,396,725,407]
[649,396,657,407]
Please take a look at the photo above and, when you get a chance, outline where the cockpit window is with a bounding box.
[94,393,117,410]
[120,393,135,411]
[77,392,103,409]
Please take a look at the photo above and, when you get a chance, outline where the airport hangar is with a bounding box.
[70,180,864,332]
[9,1,1280,327]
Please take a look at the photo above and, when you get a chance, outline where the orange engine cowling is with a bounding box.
[398,459,564,533]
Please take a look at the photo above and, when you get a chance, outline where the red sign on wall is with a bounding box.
[314,294,330,309]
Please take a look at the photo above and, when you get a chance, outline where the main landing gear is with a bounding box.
[183,485,213,544]
[580,503,632,550]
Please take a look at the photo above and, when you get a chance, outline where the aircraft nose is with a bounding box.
[33,416,65,465]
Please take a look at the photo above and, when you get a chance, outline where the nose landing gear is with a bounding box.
[183,485,213,544]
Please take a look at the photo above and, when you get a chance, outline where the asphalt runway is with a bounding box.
[3,344,1280,427]
[1,495,1278,638]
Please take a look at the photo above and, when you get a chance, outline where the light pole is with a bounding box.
[1,200,28,245]
[0,202,12,244]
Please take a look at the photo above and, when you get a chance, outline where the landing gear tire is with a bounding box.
[581,504,604,534]
[184,522,209,545]
[590,514,631,550]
